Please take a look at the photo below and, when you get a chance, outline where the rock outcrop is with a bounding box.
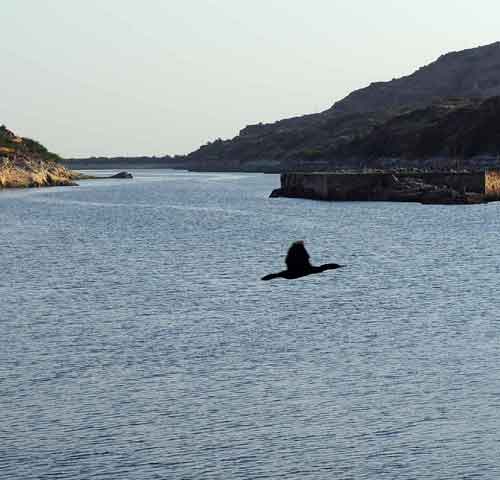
[0,125,79,188]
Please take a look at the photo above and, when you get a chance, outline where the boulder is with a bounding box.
[110,171,133,179]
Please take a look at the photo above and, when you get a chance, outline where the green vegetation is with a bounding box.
[0,125,60,163]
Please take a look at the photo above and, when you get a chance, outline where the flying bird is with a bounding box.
[261,241,344,281]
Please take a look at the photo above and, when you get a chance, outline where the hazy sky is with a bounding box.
[2,1,500,157]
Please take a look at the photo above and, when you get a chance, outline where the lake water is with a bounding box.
[2,169,500,479]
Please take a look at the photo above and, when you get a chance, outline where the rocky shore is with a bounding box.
[0,125,81,189]
[0,156,80,188]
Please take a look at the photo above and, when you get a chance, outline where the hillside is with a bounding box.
[334,97,500,169]
[0,126,79,188]
[184,41,500,171]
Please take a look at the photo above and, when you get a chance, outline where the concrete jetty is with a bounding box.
[270,170,500,204]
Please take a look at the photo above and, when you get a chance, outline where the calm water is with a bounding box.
[2,170,500,479]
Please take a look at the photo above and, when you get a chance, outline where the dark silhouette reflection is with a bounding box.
[262,241,344,281]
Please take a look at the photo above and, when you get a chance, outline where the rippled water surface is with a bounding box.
[2,170,500,479]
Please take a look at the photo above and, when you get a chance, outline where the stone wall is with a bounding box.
[280,172,391,201]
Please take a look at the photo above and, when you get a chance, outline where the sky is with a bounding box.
[2,0,500,158]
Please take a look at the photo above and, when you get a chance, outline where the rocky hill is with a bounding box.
[0,126,79,188]
[332,42,500,115]
[184,41,500,171]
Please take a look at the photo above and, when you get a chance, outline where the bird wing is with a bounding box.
[285,241,311,271]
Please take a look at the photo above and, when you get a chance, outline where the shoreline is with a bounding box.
[0,165,133,189]
[0,163,79,189]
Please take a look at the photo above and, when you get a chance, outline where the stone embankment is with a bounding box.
[270,171,500,205]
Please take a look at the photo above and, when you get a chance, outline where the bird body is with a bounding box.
[262,241,343,281]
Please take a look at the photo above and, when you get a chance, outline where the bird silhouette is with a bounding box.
[261,241,344,281]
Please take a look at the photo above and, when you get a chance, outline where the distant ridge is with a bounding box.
[62,155,178,170]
